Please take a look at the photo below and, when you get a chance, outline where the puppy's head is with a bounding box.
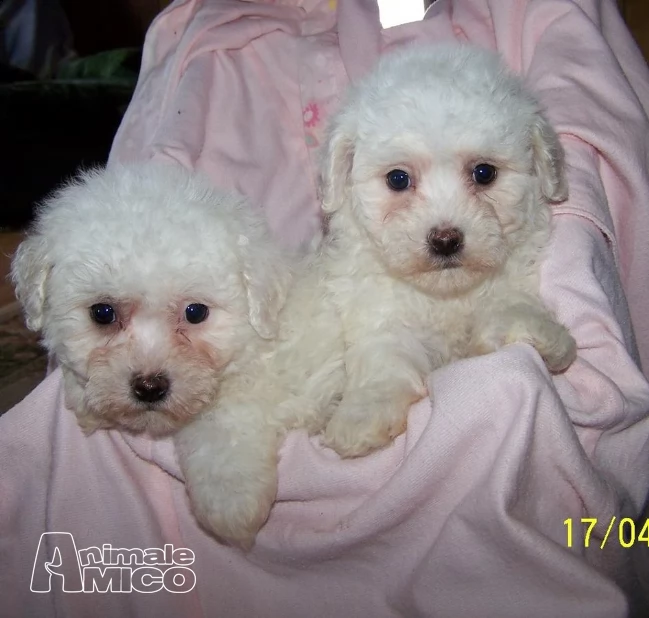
[11,162,290,436]
[321,44,567,297]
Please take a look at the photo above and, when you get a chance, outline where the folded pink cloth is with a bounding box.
[2,0,649,616]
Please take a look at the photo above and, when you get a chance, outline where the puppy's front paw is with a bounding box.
[323,391,421,458]
[177,413,281,550]
[530,324,577,374]
[187,474,277,550]
[473,311,577,374]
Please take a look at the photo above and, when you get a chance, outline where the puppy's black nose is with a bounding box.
[427,227,464,257]
[131,374,170,403]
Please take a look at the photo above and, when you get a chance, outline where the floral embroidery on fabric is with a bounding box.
[303,102,320,128]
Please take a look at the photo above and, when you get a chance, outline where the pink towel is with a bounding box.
[2,1,649,616]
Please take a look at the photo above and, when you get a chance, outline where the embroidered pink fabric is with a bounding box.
[2,0,649,616]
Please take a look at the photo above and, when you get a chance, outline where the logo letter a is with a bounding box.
[30,532,83,593]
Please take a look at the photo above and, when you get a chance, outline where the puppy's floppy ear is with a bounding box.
[531,111,568,203]
[10,234,52,331]
[320,113,356,214]
[238,235,292,340]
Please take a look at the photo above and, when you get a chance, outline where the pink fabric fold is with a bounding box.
[2,0,649,615]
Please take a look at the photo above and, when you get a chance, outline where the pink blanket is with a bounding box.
[2,0,649,615]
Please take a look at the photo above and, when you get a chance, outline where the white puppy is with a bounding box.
[318,44,578,454]
[176,44,577,549]
[11,162,290,436]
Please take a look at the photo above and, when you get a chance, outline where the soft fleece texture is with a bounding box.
[2,0,649,616]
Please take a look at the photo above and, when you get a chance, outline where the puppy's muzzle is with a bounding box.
[131,373,170,403]
[427,227,464,258]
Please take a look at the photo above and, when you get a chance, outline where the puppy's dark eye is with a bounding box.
[90,303,116,325]
[472,163,497,185]
[185,303,209,324]
[386,169,411,192]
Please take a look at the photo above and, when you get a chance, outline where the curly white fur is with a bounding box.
[176,43,577,549]
[11,162,291,436]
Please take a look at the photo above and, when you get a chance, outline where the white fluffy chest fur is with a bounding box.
[321,225,542,369]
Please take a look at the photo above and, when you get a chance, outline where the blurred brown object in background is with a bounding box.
[620,0,649,63]
[59,0,172,55]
